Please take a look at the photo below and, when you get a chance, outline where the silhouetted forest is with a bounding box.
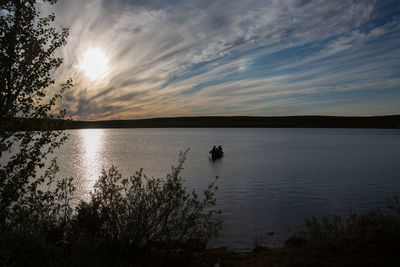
[2,115,400,131]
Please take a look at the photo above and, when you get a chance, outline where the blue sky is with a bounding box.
[47,0,400,120]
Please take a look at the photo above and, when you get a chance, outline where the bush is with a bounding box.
[69,150,221,266]
[1,150,222,266]
[297,196,400,252]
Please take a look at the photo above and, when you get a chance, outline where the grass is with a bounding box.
[195,196,400,266]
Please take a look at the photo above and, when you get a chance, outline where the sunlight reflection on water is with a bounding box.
[79,129,104,198]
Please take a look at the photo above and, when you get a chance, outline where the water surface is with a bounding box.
[55,128,400,249]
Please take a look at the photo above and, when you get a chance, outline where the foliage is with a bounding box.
[0,0,73,265]
[70,150,222,265]
[0,0,71,225]
[1,149,221,266]
[297,196,400,252]
[253,232,274,250]
[299,214,345,246]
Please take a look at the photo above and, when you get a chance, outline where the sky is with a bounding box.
[46,0,400,120]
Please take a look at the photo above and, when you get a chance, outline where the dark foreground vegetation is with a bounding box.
[205,196,400,267]
[1,151,222,267]
[2,115,400,131]
[2,180,400,266]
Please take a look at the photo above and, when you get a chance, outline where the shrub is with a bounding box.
[297,196,400,252]
[69,150,222,265]
[1,150,222,266]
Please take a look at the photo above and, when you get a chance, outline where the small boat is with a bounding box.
[209,145,224,160]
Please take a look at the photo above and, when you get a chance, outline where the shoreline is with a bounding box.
[3,115,400,130]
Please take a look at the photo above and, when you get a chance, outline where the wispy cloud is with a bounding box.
[48,0,400,119]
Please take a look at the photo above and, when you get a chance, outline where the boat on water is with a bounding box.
[209,145,224,160]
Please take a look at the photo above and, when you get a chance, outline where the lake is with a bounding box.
[54,128,400,250]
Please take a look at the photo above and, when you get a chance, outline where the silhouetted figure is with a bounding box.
[210,145,224,160]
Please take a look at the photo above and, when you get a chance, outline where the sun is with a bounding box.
[80,49,108,79]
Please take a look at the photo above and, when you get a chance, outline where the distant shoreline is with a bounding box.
[3,115,400,131]
[51,115,400,130]
[66,115,400,129]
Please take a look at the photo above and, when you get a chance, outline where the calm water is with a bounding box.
[54,128,400,250]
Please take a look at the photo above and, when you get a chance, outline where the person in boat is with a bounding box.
[209,146,216,156]
[210,145,223,160]
[217,145,224,157]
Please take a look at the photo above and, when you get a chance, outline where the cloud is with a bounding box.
[49,0,400,119]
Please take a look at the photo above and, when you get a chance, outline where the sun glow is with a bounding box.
[80,49,109,79]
